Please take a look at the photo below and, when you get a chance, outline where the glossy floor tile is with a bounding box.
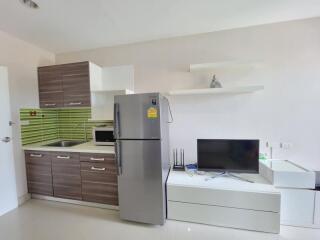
[0,199,319,240]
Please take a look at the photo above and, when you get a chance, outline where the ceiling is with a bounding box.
[0,0,320,53]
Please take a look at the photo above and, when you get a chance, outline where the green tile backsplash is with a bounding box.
[20,108,112,145]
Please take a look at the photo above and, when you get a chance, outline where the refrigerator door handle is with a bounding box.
[115,140,122,175]
[114,103,120,139]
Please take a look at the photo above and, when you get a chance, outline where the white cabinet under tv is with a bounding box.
[260,159,319,228]
[167,171,281,234]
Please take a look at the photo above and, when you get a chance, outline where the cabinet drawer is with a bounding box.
[52,153,80,176]
[81,162,118,183]
[54,185,82,200]
[80,153,115,163]
[27,182,53,196]
[82,193,118,205]
[53,174,81,188]
[82,181,118,205]
[25,151,51,165]
[51,152,79,162]
[82,182,117,195]
[81,171,117,184]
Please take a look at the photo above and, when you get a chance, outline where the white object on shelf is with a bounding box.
[168,85,264,96]
[189,61,260,73]
[259,159,316,189]
[167,171,280,233]
[89,64,134,121]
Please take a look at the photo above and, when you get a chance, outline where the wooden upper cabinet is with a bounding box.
[38,62,91,108]
[38,65,64,108]
[61,62,91,107]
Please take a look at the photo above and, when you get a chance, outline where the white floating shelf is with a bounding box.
[91,89,134,94]
[168,85,264,96]
[190,61,260,73]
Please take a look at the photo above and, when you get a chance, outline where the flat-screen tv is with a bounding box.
[197,139,259,173]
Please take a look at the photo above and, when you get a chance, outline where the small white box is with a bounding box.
[259,160,316,189]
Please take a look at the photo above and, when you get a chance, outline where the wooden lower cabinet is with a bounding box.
[80,153,118,205]
[25,151,53,196]
[25,150,118,205]
[52,152,82,200]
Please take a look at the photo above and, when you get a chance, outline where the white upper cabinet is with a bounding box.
[90,64,134,92]
[101,65,134,91]
[89,64,134,121]
[89,62,103,91]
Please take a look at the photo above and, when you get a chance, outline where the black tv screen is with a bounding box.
[197,139,259,173]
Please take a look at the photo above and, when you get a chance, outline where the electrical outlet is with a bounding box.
[280,142,292,150]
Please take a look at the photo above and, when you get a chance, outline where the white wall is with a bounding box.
[0,30,55,200]
[57,17,320,170]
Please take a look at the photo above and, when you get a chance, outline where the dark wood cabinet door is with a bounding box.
[61,62,91,107]
[25,151,53,196]
[52,152,82,200]
[38,66,64,108]
[38,61,91,108]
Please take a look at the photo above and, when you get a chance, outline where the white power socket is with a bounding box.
[280,142,292,150]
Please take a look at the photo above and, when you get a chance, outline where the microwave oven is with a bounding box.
[92,127,115,146]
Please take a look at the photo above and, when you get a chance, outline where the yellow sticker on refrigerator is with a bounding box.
[147,107,158,119]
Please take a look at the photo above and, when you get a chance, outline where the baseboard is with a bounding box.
[31,194,119,211]
[281,221,320,229]
[18,193,31,206]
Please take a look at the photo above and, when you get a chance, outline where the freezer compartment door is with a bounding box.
[114,93,161,139]
[117,140,166,225]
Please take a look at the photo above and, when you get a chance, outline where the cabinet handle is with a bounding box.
[90,157,105,161]
[91,166,106,171]
[44,103,56,107]
[57,155,70,159]
[30,154,42,158]
[68,102,82,106]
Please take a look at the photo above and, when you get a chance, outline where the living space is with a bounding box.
[0,1,320,240]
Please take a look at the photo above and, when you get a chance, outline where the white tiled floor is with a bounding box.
[0,199,319,240]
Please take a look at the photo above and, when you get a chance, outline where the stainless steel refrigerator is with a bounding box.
[114,93,170,225]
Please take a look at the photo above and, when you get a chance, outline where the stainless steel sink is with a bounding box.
[44,140,85,147]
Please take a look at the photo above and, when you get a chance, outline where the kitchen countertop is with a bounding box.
[22,140,115,154]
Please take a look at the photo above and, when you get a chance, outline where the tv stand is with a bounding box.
[167,171,281,233]
[206,171,254,183]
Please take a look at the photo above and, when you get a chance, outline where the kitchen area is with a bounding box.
[20,61,170,224]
